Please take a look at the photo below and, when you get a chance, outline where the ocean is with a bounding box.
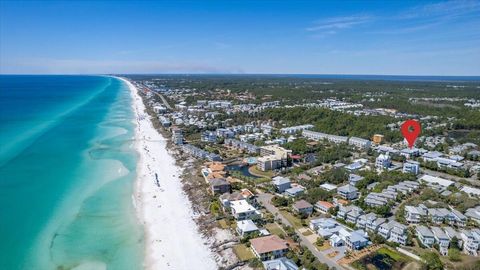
[0,75,143,270]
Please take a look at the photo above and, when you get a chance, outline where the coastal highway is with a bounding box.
[142,84,173,110]
[257,193,345,270]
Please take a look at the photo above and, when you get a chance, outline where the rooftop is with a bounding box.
[250,235,289,254]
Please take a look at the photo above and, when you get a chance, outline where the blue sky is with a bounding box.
[1,0,479,75]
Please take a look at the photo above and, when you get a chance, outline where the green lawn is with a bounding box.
[248,166,274,178]
[280,210,304,229]
[302,230,313,236]
[233,244,256,261]
[377,247,406,261]
[265,223,285,237]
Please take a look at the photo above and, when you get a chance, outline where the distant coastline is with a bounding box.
[117,73,480,82]
[2,73,480,83]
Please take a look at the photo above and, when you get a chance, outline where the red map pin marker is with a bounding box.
[401,119,421,149]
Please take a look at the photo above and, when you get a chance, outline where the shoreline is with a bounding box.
[117,77,217,269]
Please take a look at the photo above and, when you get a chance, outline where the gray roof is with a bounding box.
[272,176,291,185]
[263,257,299,270]
[338,184,358,193]
[416,225,434,238]
[431,227,449,240]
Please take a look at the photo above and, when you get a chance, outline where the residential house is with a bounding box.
[416,225,435,247]
[378,220,408,245]
[461,230,480,256]
[250,235,289,261]
[230,200,260,221]
[375,153,391,171]
[357,213,377,229]
[403,160,420,175]
[346,207,364,224]
[292,200,313,215]
[309,218,338,233]
[431,226,450,256]
[209,178,231,195]
[444,226,463,248]
[366,217,386,233]
[346,230,370,250]
[337,205,362,221]
[450,208,467,227]
[220,192,246,210]
[466,205,480,224]
[319,183,337,192]
[428,208,451,224]
[315,201,334,214]
[337,184,359,200]
[349,174,364,186]
[365,192,391,207]
[285,186,305,197]
[405,205,427,223]
[236,219,260,237]
[171,127,183,145]
[272,176,291,193]
[348,137,371,149]
[345,161,364,172]
[263,257,299,270]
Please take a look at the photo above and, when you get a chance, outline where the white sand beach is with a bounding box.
[119,77,217,270]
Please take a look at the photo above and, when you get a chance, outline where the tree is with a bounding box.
[448,248,461,262]
[271,196,289,207]
[421,252,444,270]
[316,237,325,247]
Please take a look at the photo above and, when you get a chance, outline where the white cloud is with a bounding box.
[306,15,371,32]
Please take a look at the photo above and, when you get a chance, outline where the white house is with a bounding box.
[405,205,427,223]
[230,200,261,221]
[416,225,435,247]
[403,160,420,175]
[236,219,259,237]
[348,137,371,149]
[431,226,450,256]
[378,220,407,245]
[375,153,391,171]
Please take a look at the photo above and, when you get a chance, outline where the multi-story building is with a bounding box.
[230,200,261,221]
[416,225,435,247]
[378,220,407,245]
[337,184,359,200]
[405,205,427,223]
[375,153,391,171]
[461,230,480,256]
[348,137,372,149]
[257,145,291,171]
[201,131,217,143]
[431,226,450,256]
[403,160,420,175]
[272,176,291,193]
[250,235,289,261]
[280,124,314,134]
[372,134,384,144]
[171,127,183,145]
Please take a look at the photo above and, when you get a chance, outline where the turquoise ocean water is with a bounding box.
[0,75,143,270]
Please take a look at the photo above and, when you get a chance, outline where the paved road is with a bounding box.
[257,193,345,270]
[143,85,173,110]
